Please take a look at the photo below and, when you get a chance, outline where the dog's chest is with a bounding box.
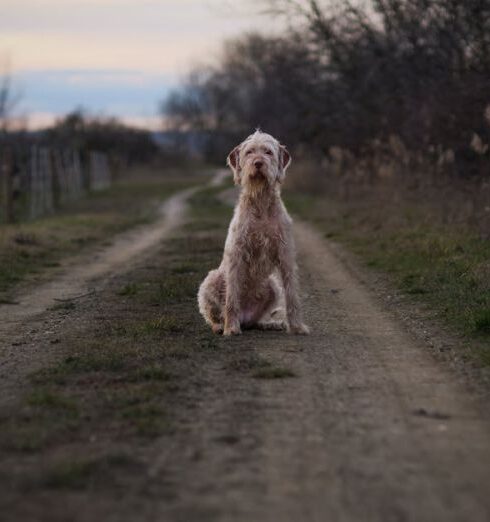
[242,218,282,264]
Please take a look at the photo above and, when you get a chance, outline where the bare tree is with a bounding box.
[162,0,490,170]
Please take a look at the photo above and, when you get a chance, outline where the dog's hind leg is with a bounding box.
[198,269,225,334]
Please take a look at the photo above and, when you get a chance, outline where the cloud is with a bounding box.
[0,31,214,73]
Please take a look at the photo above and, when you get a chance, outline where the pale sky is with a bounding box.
[0,0,282,129]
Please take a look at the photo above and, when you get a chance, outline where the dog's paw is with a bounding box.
[257,321,288,331]
[223,324,242,336]
[211,323,224,335]
[289,323,310,335]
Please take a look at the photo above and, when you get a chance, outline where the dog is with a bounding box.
[198,130,309,336]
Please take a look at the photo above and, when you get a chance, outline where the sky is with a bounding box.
[0,0,282,130]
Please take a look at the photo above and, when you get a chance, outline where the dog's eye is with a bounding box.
[246,149,253,155]
[265,149,273,155]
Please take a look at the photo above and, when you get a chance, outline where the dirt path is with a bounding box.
[0,171,226,404]
[1,174,490,521]
[0,183,216,331]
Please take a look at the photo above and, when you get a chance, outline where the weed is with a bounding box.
[252,367,297,379]
[120,404,167,437]
[0,424,48,453]
[228,354,272,372]
[197,335,219,351]
[472,308,490,335]
[31,352,127,385]
[140,315,184,335]
[42,453,135,490]
[43,460,100,489]
[170,262,199,274]
[0,296,18,304]
[26,390,79,416]
[155,277,197,304]
[48,301,76,311]
[126,365,171,382]
[117,283,140,296]
[227,354,296,379]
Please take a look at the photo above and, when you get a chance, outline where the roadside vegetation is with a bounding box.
[285,164,490,367]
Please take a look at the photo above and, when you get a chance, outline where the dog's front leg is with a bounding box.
[279,238,310,335]
[223,259,242,336]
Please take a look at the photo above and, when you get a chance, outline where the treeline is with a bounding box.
[162,0,490,176]
[1,110,158,169]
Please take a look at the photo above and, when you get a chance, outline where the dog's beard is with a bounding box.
[245,168,269,185]
[242,172,276,204]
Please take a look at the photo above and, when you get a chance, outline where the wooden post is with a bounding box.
[40,147,53,215]
[1,147,14,223]
[29,145,38,219]
[51,148,61,209]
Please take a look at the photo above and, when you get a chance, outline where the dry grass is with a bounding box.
[286,159,490,367]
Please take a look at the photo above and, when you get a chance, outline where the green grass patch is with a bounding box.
[153,277,199,304]
[227,354,272,372]
[252,367,297,379]
[170,262,200,274]
[48,301,76,311]
[126,364,172,383]
[122,315,186,338]
[26,390,79,416]
[119,403,167,437]
[227,354,296,379]
[472,308,490,335]
[117,283,140,296]
[42,453,135,490]
[0,390,82,453]
[43,460,100,490]
[31,351,127,385]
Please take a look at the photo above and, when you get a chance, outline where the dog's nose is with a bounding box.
[254,160,263,169]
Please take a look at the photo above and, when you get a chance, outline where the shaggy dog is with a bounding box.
[198,130,309,336]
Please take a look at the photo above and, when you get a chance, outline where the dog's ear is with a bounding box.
[226,145,242,185]
[277,145,292,183]
[280,145,291,170]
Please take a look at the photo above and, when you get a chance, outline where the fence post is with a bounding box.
[1,147,14,223]
[40,147,54,215]
[29,145,38,219]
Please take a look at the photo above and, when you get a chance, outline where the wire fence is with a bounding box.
[0,145,112,223]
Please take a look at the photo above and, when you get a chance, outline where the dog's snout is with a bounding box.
[254,160,263,169]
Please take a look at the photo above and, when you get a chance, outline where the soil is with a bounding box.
[1,170,489,522]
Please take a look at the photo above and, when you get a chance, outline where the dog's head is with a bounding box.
[226,130,291,188]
